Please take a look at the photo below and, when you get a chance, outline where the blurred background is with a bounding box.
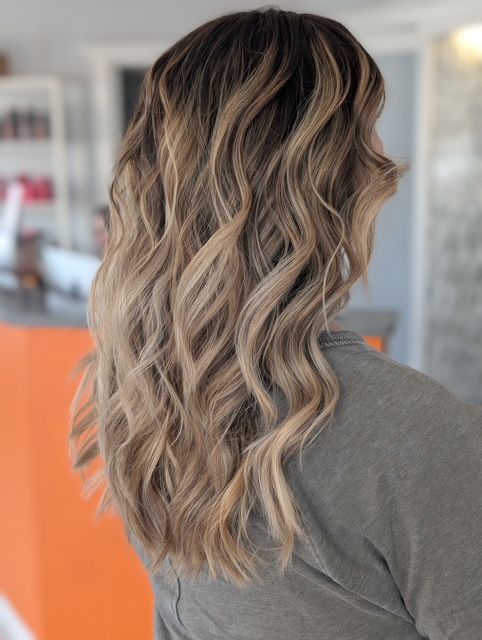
[1,0,481,638]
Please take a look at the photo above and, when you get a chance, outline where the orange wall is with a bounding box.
[0,323,153,640]
[364,335,384,351]
[0,324,43,633]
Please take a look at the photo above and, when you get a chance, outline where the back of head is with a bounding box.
[69,7,405,586]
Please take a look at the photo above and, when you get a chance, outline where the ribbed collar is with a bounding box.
[317,328,366,346]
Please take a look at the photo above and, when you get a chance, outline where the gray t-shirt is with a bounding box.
[131,329,482,639]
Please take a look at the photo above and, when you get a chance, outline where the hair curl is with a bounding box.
[69,7,406,586]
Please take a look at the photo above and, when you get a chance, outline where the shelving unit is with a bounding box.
[0,75,73,248]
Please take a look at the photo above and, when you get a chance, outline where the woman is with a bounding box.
[69,8,482,639]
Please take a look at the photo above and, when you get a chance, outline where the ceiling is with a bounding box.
[3,0,482,41]
[3,0,482,74]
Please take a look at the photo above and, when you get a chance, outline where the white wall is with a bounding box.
[348,53,417,365]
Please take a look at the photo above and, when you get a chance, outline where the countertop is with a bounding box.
[0,282,398,336]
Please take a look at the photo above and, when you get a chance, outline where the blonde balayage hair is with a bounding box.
[69,7,405,586]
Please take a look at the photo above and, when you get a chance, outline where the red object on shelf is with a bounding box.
[19,175,37,202]
[35,177,54,201]
[0,175,55,203]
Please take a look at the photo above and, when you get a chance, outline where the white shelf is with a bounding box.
[0,75,72,248]
[0,138,52,149]
[20,201,57,213]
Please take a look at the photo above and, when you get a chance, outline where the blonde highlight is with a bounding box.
[69,7,406,587]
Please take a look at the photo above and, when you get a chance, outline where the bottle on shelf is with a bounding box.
[32,110,50,139]
[0,106,51,140]
[1,108,18,139]
[16,108,33,138]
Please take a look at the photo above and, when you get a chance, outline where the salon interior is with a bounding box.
[1,1,482,638]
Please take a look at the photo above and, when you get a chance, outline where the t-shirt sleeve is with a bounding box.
[368,390,482,639]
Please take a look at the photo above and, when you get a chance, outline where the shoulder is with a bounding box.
[323,341,482,437]
[286,342,482,527]
[286,344,482,631]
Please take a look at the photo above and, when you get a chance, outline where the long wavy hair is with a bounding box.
[69,7,405,587]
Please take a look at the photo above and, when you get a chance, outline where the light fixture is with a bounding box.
[452,23,482,56]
